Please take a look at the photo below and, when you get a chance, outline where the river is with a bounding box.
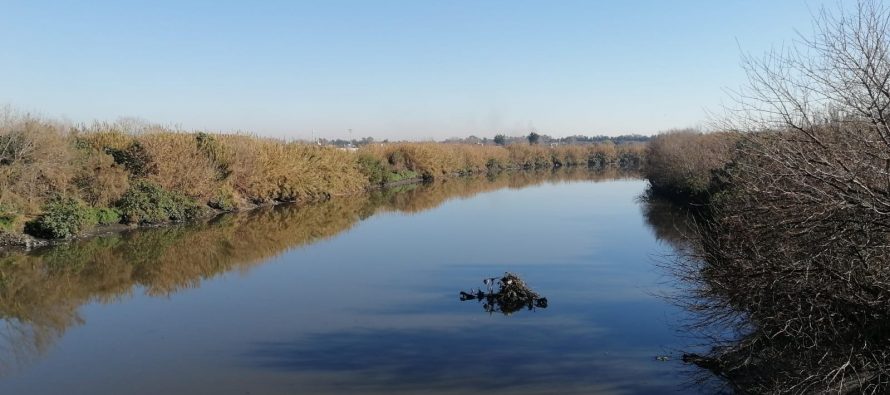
[0,169,714,394]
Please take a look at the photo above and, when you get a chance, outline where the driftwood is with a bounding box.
[459,272,547,315]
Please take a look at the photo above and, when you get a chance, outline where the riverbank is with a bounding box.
[0,165,639,252]
[643,128,890,392]
[0,112,645,246]
[1,166,638,249]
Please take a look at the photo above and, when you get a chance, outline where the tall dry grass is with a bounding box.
[644,130,738,200]
[220,135,367,203]
[359,142,643,179]
[360,143,512,177]
[0,115,75,217]
[0,111,645,236]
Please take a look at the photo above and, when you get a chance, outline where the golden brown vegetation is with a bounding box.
[358,141,645,180]
[643,129,738,201]
[0,112,644,239]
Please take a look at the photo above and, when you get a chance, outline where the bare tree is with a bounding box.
[675,1,890,393]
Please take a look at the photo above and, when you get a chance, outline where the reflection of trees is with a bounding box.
[638,191,698,252]
[374,168,636,215]
[641,193,890,394]
[0,169,635,374]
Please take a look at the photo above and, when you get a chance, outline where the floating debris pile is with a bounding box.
[459,272,548,315]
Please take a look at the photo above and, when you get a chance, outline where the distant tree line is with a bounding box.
[317,137,378,147]
[443,133,651,146]
[314,133,650,148]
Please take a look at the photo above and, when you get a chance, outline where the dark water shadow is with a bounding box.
[243,320,685,395]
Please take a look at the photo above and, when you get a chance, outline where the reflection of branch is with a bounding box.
[0,318,70,377]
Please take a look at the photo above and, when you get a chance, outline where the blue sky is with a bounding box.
[1,1,837,140]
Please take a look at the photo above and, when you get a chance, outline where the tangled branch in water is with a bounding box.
[459,272,548,315]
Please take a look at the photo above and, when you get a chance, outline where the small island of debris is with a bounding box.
[459,272,548,315]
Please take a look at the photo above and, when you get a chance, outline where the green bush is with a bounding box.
[106,141,153,177]
[208,188,236,211]
[90,207,121,225]
[357,154,387,185]
[384,170,419,184]
[24,197,93,239]
[0,212,16,232]
[115,181,204,224]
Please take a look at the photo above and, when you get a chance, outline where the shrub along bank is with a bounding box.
[0,113,645,241]
[643,129,738,204]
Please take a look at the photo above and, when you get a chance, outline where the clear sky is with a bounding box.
[1,0,837,140]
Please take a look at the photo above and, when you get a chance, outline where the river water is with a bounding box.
[0,169,713,394]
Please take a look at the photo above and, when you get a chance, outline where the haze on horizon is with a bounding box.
[1,0,836,141]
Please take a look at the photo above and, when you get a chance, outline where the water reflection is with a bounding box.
[225,177,695,395]
[0,168,635,376]
[638,191,699,254]
[246,321,675,395]
[638,194,730,393]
